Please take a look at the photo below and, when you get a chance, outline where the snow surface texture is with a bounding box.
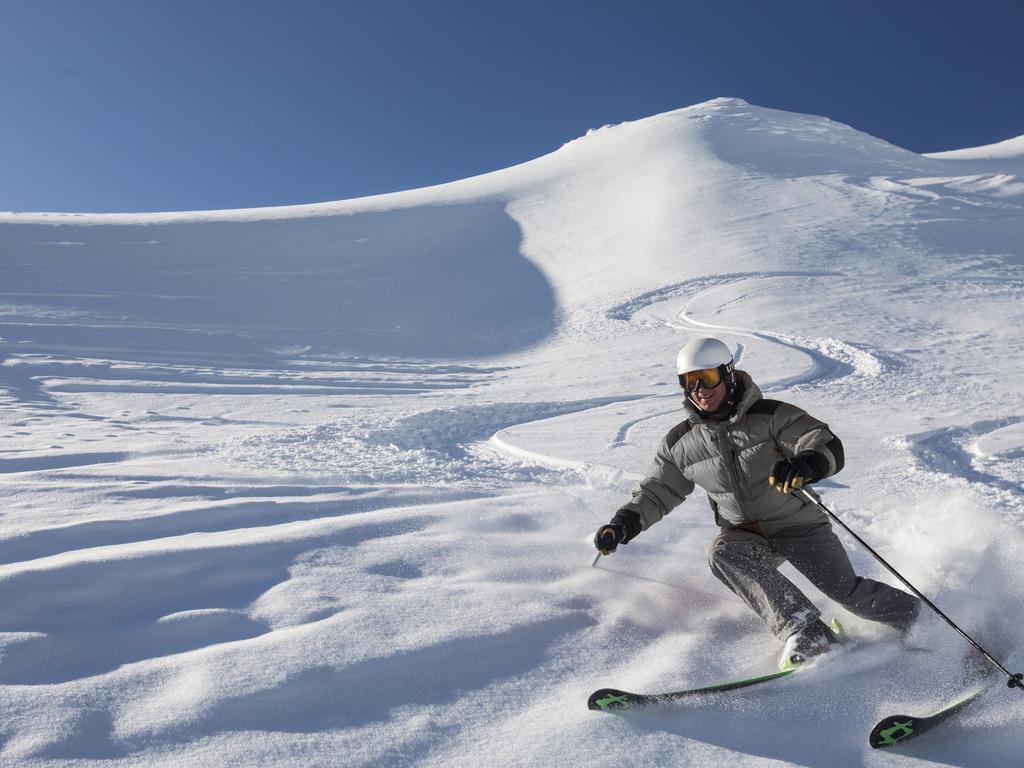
[2,97,1023,766]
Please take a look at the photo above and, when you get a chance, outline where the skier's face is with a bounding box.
[691,379,726,412]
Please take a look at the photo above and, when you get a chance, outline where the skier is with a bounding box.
[593,337,921,670]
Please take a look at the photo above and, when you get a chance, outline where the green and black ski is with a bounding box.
[587,668,795,711]
[590,619,842,711]
[869,680,998,749]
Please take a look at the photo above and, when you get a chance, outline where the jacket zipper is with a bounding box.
[720,427,753,521]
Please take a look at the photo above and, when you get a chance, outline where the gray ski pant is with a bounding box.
[708,523,921,639]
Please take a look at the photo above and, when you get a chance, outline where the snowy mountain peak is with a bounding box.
[927,132,1024,160]
[925,133,1024,175]
[702,96,751,107]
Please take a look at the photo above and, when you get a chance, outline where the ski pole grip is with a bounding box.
[1009,673,1023,690]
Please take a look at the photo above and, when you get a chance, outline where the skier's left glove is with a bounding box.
[769,451,829,494]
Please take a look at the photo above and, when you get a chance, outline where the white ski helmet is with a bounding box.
[676,337,734,377]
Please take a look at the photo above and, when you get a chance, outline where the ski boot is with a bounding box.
[779,618,842,672]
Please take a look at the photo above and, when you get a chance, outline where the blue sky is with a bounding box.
[3,0,1023,213]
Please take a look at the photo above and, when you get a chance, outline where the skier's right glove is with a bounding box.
[593,509,642,555]
[594,524,625,555]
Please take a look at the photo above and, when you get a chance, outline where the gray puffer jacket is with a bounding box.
[619,371,844,537]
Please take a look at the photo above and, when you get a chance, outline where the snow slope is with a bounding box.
[927,133,1024,172]
[1,97,1023,767]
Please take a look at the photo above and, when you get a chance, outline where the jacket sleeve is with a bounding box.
[617,423,696,535]
[772,403,844,479]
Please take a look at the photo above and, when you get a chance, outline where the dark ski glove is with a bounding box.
[593,509,642,555]
[594,524,625,555]
[769,451,829,494]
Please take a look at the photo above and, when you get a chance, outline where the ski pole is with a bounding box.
[795,488,1023,691]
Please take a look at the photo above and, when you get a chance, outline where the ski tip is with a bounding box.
[869,714,916,749]
[587,688,633,711]
[868,681,998,749]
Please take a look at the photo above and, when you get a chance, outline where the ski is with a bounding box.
[868,680,998,749]
[588,668,795,711]
[590,619,843,711]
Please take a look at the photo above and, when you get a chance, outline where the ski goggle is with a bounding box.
[679,366,724,392]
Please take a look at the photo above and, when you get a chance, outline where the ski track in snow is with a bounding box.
[486,270,895,476]
[893,417,1024,519]
[669,273,894,387]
